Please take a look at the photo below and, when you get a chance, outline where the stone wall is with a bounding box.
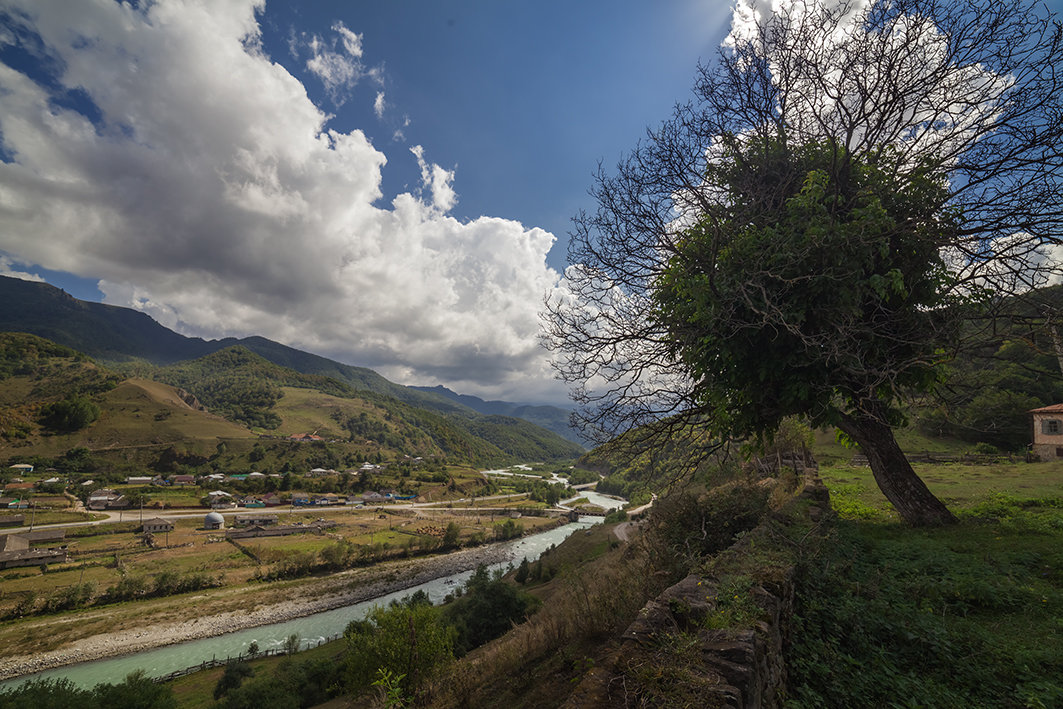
[563,475,831,708]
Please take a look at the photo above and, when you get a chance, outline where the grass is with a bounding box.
[785,459,1063,708]
[165,637,344,708]
[819,460,1063,522]
[786,513,1063,708]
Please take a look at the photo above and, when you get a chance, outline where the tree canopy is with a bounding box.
[544,0,1063,525]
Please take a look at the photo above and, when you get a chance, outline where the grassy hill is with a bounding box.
[0,334,583,471]
[0,275,540,425]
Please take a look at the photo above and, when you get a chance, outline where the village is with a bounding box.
[0,456,599,641]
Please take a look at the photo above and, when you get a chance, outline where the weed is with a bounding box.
[702,575,762,629]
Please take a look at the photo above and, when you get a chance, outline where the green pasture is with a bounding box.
[790,461,1063,707]
[820,460,1063,521]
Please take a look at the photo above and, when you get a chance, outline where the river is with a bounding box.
[5,508,620,689]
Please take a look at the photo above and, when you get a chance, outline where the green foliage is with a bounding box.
[918,335,1063,451]
[0,671,176,709]
[372,668,410,709]
[214,655,339,709]
[649,482,770,563]
[654,139,958,440]
[514,556,530,584]
[102,570,219,604]
[213,660,254,700]
[0,333,83,380]
[441,521,461,549]
[493,518,523,541]
[786,519,1063,708]
[442,565,541,654]
[37,395,100,433]
[701,575,762,630]
[344,598,456,697]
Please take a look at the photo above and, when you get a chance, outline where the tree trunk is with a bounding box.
[836,411,957,526]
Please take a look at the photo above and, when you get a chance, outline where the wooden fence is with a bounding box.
[152,633,343,683]
[849,451,1019,466]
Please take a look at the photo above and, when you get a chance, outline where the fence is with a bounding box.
[152,633,344,683]
[849,451,1018,466]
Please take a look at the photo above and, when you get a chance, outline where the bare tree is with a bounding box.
[543,0,1063,525]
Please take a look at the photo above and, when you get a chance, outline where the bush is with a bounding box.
[37,395,99,433]
[649,482,770,563]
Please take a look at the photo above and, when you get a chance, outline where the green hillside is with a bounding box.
[0,275,572,436]
[0,334,581,472]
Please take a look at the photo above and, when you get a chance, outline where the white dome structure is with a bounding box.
[204,511,225,530]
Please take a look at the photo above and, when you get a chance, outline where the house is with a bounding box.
[22,529,64,543]
[87,489,128,510]
[125,476,153,485]
[235,513,279,527]
[1030,404,1063,459]
[204,511,225,530]
[289,433,324,442]
[261,493,284,507]
[7,464,33,474]
[170,474,196,486]
[0,533,66,569]
[0,515,24,528]
[0,535,27,552]
[142,518,174,534]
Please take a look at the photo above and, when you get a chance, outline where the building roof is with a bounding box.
[205,511,225,525]
[1029,404,1063,414]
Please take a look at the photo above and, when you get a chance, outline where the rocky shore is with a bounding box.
[0,544,510,681]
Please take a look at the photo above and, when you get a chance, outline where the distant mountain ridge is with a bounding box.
[0,275,584,447]
[412,385,583,445]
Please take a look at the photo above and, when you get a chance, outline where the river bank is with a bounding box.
[0,542,511,681]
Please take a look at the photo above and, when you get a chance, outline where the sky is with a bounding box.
[1,0,1061,407]
[0,0,731,405]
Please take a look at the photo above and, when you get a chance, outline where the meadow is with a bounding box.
[789,460,1063,707]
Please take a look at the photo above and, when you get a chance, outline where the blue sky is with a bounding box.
[257,0,730,274]
[0,0,729,404]
[0,0,1060,404]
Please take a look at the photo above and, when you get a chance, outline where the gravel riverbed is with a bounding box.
[0,544,510,681]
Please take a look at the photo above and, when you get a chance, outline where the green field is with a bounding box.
[790,460,1063,707]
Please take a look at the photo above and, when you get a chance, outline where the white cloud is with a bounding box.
[410,145,457,214]
[373,91,386,119]
[0,255,43,283]
[302,20,379,105]
[0,0,565,403]
[723,0,1009,169]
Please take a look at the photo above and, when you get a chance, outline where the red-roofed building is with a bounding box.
[1029,404,1063,460]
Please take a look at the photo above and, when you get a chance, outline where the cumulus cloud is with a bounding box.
[0,0,565,403]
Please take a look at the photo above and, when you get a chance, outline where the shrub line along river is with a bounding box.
[3,487,624,690]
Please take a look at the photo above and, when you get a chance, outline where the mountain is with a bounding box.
[0,275,577,444]
[0,332,584,466]
[412,385,585,445]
